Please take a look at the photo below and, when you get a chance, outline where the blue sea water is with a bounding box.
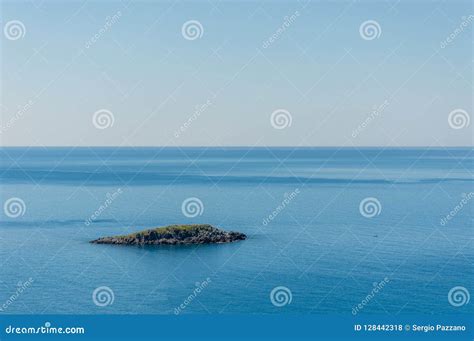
[0,147,472,315]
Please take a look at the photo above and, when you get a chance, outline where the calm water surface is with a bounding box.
[0,147,472,314]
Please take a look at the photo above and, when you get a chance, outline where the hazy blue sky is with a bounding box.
[1,0,472,146]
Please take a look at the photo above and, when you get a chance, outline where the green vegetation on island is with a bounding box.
[90,224,246,246]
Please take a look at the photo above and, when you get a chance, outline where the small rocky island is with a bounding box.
[90,224,246,246]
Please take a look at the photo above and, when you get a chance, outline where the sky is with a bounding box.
[0,0,472,147]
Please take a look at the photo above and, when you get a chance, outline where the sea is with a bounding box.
[0,147,472,314]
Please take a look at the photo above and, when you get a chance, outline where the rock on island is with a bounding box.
[90,224,246,245]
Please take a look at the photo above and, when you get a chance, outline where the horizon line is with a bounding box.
[0,145,472,149]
